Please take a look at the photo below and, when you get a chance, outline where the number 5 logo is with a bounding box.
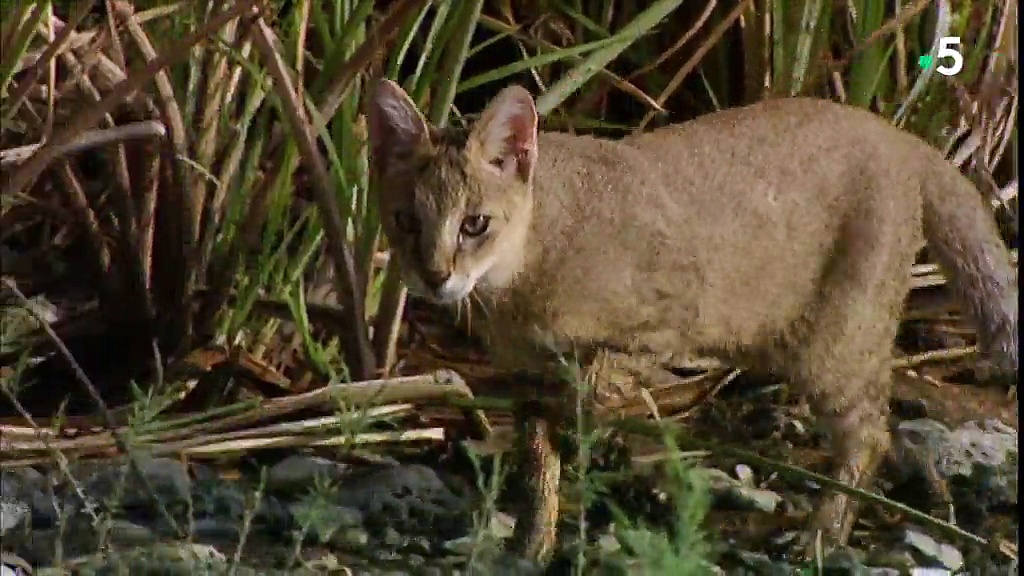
[936,36,964,77]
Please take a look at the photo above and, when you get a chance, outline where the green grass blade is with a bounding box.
[429,0,485,125]
[535,0,687,115]
[0,2,45,115]
[387,1,432,78]
[458,33,641,93]
[847,0,888,107]
[790,0,825,95]
[550,1,612,39]
[770,0,788,92]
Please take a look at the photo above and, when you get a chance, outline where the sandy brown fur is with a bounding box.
[367,81,1018,558]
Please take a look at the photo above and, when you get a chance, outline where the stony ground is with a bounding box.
[1,369,1017,576]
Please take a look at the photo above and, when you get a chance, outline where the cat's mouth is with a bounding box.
[433,275,475,304]
[404,271,477,305]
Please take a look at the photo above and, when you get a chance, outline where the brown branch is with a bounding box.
[0,121,167,167]
[1,1,255,200]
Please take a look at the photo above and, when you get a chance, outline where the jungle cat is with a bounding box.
[365,79,1018,562]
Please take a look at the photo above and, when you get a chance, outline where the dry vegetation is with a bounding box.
[0,0,1018,573]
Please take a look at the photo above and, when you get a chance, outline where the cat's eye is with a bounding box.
[394,211,419,234]
[460,215,490,238]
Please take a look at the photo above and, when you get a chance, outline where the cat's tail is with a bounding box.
[921,162,1018,378]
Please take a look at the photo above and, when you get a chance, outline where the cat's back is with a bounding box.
[627,97,927,171]
[528,97,930,235]
[529,129,669,238]
[517,97,930,345]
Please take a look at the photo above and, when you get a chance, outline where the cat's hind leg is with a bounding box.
[788,199,920,554]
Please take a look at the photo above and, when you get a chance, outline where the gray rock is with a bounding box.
[79,456,191,513]
[489,511,515,539]
[289,500,364,543]
[597,532,621,554]
[0,497,29,534]
[104,518,159,546]
[903,528,964,571]
[702,468,782,513]
[329,526,371,551]
[897,419,1017,475]
[58,542,230,575]
[734,464,755,487]
[895,418,1018,514]
[941,419,1016,474]
[406,535,433,555]
[403,553,427,567]
[895,418,952,469]
[1,466,56,527]
[18,515,104,565]
[335,464,470,540]
[782,418,808,441]
[381,526,407,548]
[1,552,32,576]
[368,548,404,562]
[443,512,512,554]
[864,549,917,573]
[442,535,476,556]
[476,552,544,576]
[821,547,870,575]
[253,494,292,533]
[267,455,351,494]
[1,467,46,493]
[190,475,288,543]
[191,517,242,541]
[727,550,793,575]
[191,479,247,521]
[782,493,814,517]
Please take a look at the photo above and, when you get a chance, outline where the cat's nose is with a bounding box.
[420,269,451,291]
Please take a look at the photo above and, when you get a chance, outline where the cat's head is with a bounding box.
[366,79,538,304]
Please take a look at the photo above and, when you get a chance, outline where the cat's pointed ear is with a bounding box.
[468,85,538,184]
[366,79,430,175]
